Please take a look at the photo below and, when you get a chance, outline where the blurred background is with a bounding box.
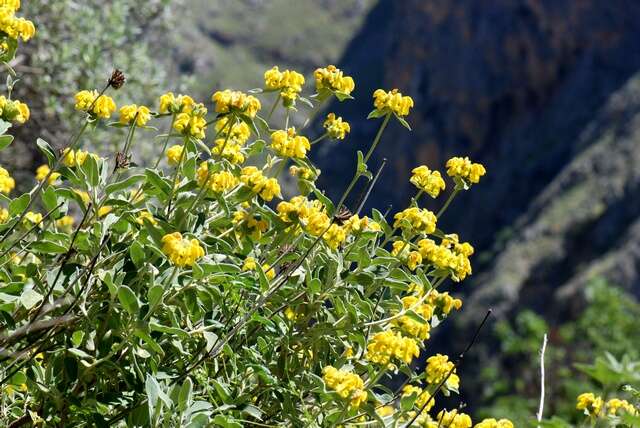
[5,0,640,423]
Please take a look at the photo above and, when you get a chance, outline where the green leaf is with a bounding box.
[0,119,11,135]
[20,288,43,310]
[31,240,68,254]
[118,285,140,315]
[104,174,145,196]
[394,114,412,130]
[36,138,57,166]
[146,374,172,418]
[367,109,386,119]
[134,329,165,356]
[145,169,171,196]
[129,241,145,268]
[178,378,193,412]
[9,193,30,216]
[147,285,163,309]
[0,134,13,150]
[41,186,58,213]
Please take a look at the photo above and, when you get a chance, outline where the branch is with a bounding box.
[537,333,548,425]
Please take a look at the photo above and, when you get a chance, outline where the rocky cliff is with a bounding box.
[315,0,640,320]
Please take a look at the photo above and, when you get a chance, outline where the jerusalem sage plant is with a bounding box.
[1,3,638,428]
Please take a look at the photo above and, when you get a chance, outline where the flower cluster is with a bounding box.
[0,1,35,42]
[373,88,414,117]
[474,418,515,428]
[401,385,434,412]
[240,166,281,201]
[270,127,310,159]
[74,90,116,119]
[0,95,29,124]
[446,156,486,186]
[366,329,420,366]
[314,65,355,96]
[212,117,252,164]
[437,409,473,428]
[322,366,368,408]
[61,148,97,168]
[161,232,205,267]
[196,162,238,193]
[166,145,183,166]
[323,113,350,140]
[173,97,208,140]
[410,165,446,198]
[233,210,268,241]
[426,354,459,393]
[342,214,381,234]
[393,207,437,235]
[0,165,14,193]
[264,66,305,105]
[119,104,151,127]
[392,294,434,340]
[35,164,60,185]
[289,165,316,180]
[212,89,261,118]
[276,195,349,249]
[417,234,474,281]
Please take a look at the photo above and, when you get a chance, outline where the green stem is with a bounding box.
[333,113,391,214]
[310,133,328,145]
[436,188,460,218]
[153,113,177,169]
[266,93,281,123]
[165,137,189,216]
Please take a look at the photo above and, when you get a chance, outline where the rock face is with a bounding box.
[316,0,640,317]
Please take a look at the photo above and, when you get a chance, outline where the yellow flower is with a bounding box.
[446,157,486,185]
[56,215,74,229]
[426,354,459,392]
[166,145,184,166]
[410,166,446,198]
[35,164,60,184]
[402,385,434,412]
[74,90,116,119]
[233,210,268,240]
[136,210,157,226]
[240,166,282,200]
[289,165,316,180]
[322,366,368,408]
[284,307,298,320]
[242,256,257,271]
[393,207,437,235]
[406,251,422,271]
[119,104,151,127]
[73,189,91,206]
[376,405,395,417]
[0,208,9,223]
[264,66,305,105]
[212,89,261,118]
[323,113,350,140]
[393,295,433,340]
[23,211,42,226]
[577,392,603,417]
[0,96,30,124]
[161,232,205,267]
[159,92,196,114]
[0,166,15,194]
[323,224,346,250]
[366,330,420,366]
[343,214,381,234]
[98,206,112,217]
[271,128,310,159]
[196,162,238,193]
[474,418,515,428]
[173,99,207,139]
[418,236,473,282]
[437,410,472,428]
[373,89,414,117]
[262,263,275,280]
[215,117,251,144]
[314,65,355,95]
[606,398,638,416]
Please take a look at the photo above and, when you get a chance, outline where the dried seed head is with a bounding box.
[115,151,130,170]
[108,69,126,90]
[334,206,353,225]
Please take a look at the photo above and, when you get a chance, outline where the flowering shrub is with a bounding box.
[0,5,637,428]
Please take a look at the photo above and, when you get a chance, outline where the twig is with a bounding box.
[537,333,548,425]
[406,310,492,426]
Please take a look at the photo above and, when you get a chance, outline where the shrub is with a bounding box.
[0,5,637,428]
